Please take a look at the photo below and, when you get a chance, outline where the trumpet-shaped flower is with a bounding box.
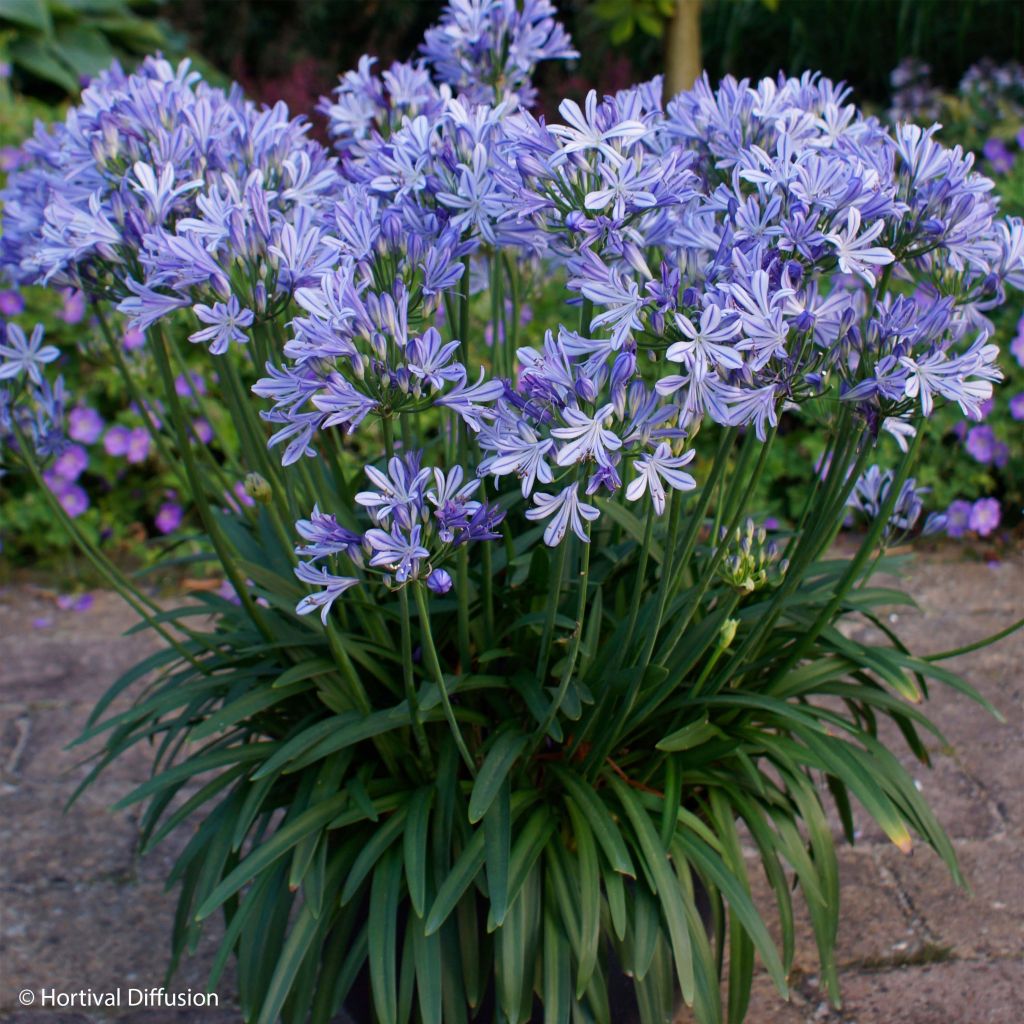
[525,483,600,546]
[625,443,697,515]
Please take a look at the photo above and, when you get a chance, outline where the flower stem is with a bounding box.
[399,585,433,770]
[529,523,592,754]
[413,583,475,775]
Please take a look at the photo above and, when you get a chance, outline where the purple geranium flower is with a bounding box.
[155,501,184,534]
[69,406,104,444]
[124,427,150,464]
[965,424,998,463]
[1009,393,1024,421]
[52,443,88,481]
[55,482,89,518]
[945,499,972,539]
[103,425,132,456]
[1012,318,1024,368]
[123,327,145,351]
[57,288,86,324]
[982,138,1014,175]
[0,290,24,315]
[969,497,1001,537]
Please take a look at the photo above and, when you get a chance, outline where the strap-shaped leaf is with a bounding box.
[369,847,404,1024]
[469,730,528,823]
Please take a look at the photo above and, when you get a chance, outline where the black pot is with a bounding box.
[337,876,711,1024]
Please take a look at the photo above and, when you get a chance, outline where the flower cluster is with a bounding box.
[0,55,340,357]
[715,518,788,593]
[3,0,1023,621]
[293,454,504,618]
[847,465,946,541]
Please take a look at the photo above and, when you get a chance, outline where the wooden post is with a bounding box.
[665,0,702,99]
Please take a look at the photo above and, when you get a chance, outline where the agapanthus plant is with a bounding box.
[3,4,1023,1024]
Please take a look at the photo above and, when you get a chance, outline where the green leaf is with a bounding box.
[484,781,511,927]
[425,828,487,936]
[0,0,52,32]
[657,715,724,752]
[195,790,348,919]
[368,847,403,1024]
[468,729,528,823]
[411,915,443,1024]
[608,775,695,1005]
[255,850,347,1024]
[10,36,80,92]
[551,766,635,877]
[340,803,408,905]
[563,798,600,997]
[403,789,433,919]
[542,902,571,1024]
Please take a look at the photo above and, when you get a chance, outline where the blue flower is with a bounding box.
[551,403,622,468]
[625,443,697,515]
[427,567,453,594]
[294,562,360,624]
[823,207,895,286]
[525,483,600,546]
[365,523,430,582]
[188,296,255,356]
[0,323,59,386]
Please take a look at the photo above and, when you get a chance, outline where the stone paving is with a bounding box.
[0,548,1021,1024]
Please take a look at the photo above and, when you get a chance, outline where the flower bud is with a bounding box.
[243,472,272,505]
[720,618,739,649]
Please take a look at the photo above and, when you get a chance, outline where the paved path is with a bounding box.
[1,548,1021,1023]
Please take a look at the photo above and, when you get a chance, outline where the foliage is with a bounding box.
[590,0,676,45]
[0,0,176,96]
[3,5,1023,1024]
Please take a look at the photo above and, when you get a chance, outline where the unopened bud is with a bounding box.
[244,472,272,505]
[720,618,739,649]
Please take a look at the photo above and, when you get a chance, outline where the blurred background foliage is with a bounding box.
[160,0,1023,117]
[0,0,179,96]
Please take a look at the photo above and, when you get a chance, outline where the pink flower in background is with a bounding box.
[969,498,1001,537]
[57,592,95,612]
[49,480,89,517]
[56,289,85,324]
[0,290,24,315]
[982,137,1014,174]
[965,425,998,463]
[69,406,104,444]
[103,425,132,456]
[52,444,89,481]
[155,501,184,534]
[945,499,972,538]
[175,370,207,397]
[194,418,214,444]
[0,147,24,172]
[122,327,145,351]
[124,427,150,464]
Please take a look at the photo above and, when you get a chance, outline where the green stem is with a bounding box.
[616,501,656,668]
[528,524,592,755]
[93,306,181,481]
[399,586,433,769]
[775,423,924,676]
[414,583,474,775]
[150,324,271,637]
[535,531,570,683]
